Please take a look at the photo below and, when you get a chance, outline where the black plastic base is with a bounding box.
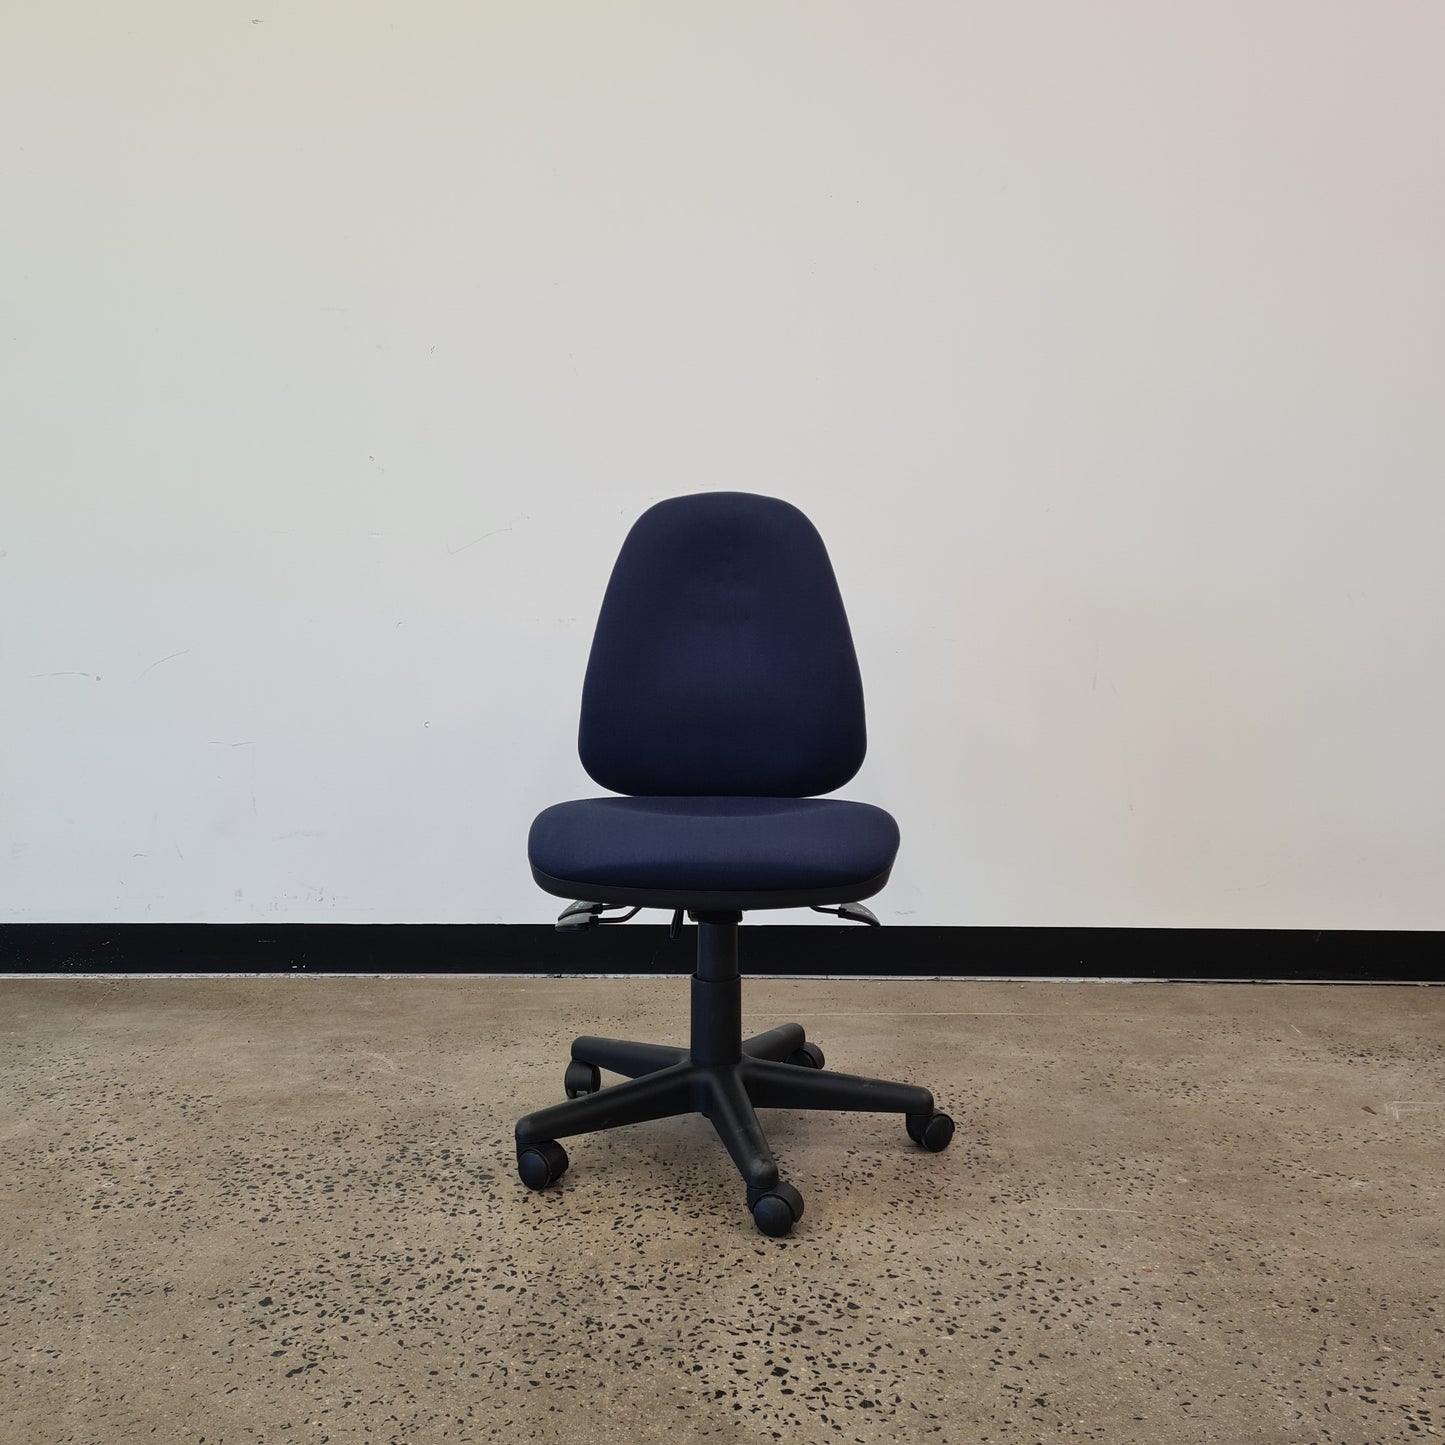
[513,914,947,1232]
[514,1030,936,1191]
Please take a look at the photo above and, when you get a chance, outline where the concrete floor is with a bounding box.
[1,978,1441,1445]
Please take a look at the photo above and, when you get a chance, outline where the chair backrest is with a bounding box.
[578,492,867,797]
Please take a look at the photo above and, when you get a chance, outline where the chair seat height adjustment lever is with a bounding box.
[555,900,641,932]
[809,902,881,926]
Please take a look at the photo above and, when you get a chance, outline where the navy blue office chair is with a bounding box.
[516,492,953,1236]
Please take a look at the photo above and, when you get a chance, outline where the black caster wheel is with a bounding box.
[906,1111,955,1152]
[785,1041,825,1070]
[564,1060,601,1098]
[517,1140,569,1189]
[750,1181,804,1237]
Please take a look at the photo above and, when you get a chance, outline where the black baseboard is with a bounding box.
[0,923,1439,982]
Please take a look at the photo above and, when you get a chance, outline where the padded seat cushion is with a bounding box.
[528,796,900,893]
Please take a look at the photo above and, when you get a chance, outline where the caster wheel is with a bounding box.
[750,1181,804,1238]
[785,1041,825,1070]
[906,1111,955,1152]
[517,1140,569,1189]
[564,1060,601,1098]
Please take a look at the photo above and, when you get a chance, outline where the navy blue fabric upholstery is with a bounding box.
[529,796,900,893]
[529,492,898,906]
[578,492,866,798]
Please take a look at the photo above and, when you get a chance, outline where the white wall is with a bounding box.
[4,2,1443,929]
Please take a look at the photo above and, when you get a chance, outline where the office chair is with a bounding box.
[516,492,953,1236]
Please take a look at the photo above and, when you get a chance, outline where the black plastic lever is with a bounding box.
[555,901,641,932]
[809,902,881,926]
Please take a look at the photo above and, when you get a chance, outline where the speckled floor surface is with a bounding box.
[1,978,1442,1444]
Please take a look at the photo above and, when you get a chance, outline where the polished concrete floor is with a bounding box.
[1,977,1441,1444]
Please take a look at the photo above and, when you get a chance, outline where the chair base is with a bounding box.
[513,913,954,1235]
